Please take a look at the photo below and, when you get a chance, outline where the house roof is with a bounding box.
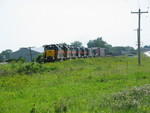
[9,48,41,62]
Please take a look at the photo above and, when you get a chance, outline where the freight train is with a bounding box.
[43,44,106,62]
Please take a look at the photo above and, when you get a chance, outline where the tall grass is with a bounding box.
[0,56,149,113]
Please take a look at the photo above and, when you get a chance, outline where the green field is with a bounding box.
[0,56,150,113]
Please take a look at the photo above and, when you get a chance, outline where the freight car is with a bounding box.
[43,44,106,62]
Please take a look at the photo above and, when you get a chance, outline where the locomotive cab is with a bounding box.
[44,44,64,62]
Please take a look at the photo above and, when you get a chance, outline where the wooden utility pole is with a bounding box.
[29,47,33,62]
[29,47,35,62]
[131,9,148,65]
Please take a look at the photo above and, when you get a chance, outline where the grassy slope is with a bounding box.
[0,56,150,113]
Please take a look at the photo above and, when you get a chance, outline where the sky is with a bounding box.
[0,0,150,52]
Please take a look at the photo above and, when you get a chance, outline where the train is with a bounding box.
[43,44,106,62]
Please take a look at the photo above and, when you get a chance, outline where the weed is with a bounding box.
[0,57,150,112]
[30,104,36,113]
[54,98,71,113]
[101,84,150,112]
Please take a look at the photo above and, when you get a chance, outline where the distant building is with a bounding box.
[143,48,150,52]
[9,48,41,62]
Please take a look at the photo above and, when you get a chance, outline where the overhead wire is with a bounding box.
[138,0,149,47]
[126,0,149,11]
[127,0,149,46]
[137,0,140,8]
[125,0,139,47]
[126,0,132,11]
[147,0,150,10]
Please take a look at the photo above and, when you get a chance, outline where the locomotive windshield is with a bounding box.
[44,46,50,51]
[44,45,58,51]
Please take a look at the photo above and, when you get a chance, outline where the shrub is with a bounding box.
[7,58,17,62]
[54,98,71,113]
[16,62,58,75]
[17,56,26,63]
[17,63,43,74]
[101,84,150,112]
[35,54,44,63]
[7,57,26,63]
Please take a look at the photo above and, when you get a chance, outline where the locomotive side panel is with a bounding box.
[75,47,81,58]
[70,47,77,59]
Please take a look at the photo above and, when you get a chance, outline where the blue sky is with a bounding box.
[0,0,150,52]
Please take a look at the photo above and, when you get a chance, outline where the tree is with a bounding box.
[59,42,68,46]
[17,56,26,63]
[0,54,3,59]
[0,53,4,62]
[35,54,44,63]
[71,41,82,47]
[2,49,13,59]
[124,46,137,54]
[108,46,137,56]
[87,37,112,49]
[143,45,150,48]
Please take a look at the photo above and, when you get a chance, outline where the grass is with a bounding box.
[0,56,150,113]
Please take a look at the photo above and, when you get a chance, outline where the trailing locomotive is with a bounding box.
[43,44,106,62]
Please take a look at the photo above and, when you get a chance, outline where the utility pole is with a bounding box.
[134,28,142,45]
[29,47,35,62]
[131,9,148,65]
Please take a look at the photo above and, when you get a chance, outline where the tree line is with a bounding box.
[65,37,137,56]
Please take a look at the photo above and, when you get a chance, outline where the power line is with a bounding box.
[137,0,140,8]
[126,0,132,11]
[147,0,150,10]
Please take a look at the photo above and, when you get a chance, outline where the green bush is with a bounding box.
[101,84,150,112]
[16,62,58,75]
[17,63,43,74]
[35,54,44,63]
[7,58,17,62]
[7,56,26,63]
[17,56,26,63]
